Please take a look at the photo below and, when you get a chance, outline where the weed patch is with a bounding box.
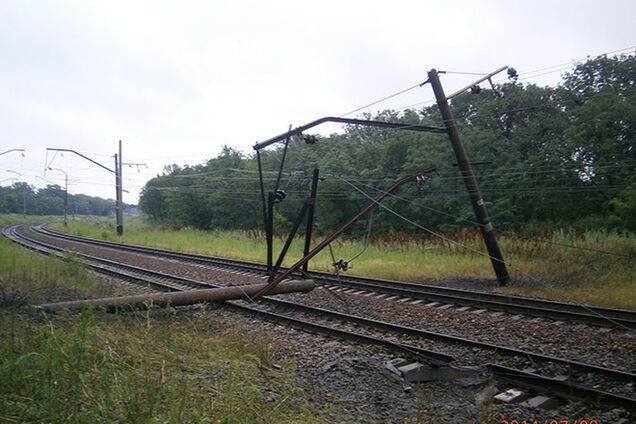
[0,216,326,423]
[0,311,322,423]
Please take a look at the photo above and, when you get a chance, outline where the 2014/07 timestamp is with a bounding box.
[500,420,599,424]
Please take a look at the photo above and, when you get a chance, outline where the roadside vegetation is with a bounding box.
[51,215,635,310]
[0,311,323,423]
[0,216,328,423]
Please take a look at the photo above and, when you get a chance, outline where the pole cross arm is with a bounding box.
[46,148,115,173]
[445,66,509,100]
[253,117,446,151]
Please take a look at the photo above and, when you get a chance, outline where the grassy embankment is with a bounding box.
[0,215,328,423]
[52,215,635,310]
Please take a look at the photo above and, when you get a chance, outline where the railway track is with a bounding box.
[31,224,636,331]
[3,223,636,412]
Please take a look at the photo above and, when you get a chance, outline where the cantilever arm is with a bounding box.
[253,117,446,151]
[0,148,26,156]
[46,148,114,173]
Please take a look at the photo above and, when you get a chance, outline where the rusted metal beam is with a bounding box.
[252,167,436,299]
[46,148,115,173]
[35,280,315,313]
[253,117,446,151]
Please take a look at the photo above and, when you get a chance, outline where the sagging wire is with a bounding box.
[325,210,374,274]
[334,174,634,332]
[273,125,292,193]
[347,208,374,265]
[234,283,256,304]
[332,174,632,259]
[341,81,429,118]
[341,173,483,228]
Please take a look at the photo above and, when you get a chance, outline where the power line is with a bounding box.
[329,174,634,260]
[503,232,634,259]
[492,45,636,85]
[395,98,437,112]
[519,45,635,78]
[357,185,629,259]
[340,81,429,118]
[333,175,634,330]
[11,159,635,193]
[126,152,220,161]
[335,174,508,261]
[443,71,491,76]
[393,46,636,115]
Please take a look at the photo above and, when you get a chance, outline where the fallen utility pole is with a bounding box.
[35,280,315,313]
[252,167,436,300]
[427,68,510,285]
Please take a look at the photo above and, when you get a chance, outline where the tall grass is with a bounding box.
[0,235,112,308]
[0,215,328,423]
[51,216,636,309]
[0,311,323,423]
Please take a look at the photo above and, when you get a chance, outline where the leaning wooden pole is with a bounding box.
[35,280,315,313]
[428,69,510,285]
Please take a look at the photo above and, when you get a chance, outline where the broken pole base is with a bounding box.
[35,280,315,313]
[386,358,482,382]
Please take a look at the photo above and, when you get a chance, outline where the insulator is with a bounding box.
[303,135,317,145]
[274,189,286,204]
[470,85,482,94]
[333,259,349,271]
[415,175,429,184]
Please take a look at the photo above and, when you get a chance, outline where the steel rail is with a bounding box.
[9,225,636,381]
[5,225,636,411]
[490,364,636,412]
[4,225,452,366]
[32,224,636,329]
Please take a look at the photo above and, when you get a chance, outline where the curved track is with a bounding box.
[3,224,636,412]
[32,224,636,330]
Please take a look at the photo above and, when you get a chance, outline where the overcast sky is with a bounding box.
[1,0,635,203]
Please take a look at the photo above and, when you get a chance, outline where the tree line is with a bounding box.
[139,54,636,235]
[0,182,120,217]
